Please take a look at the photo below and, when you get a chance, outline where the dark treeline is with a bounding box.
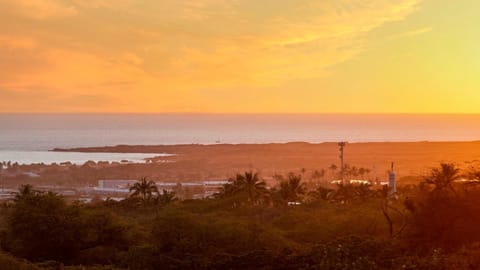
[2,163,480,269]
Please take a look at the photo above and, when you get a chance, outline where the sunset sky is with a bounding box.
[1,0,479,113]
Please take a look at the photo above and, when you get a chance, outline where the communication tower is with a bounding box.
[338,142,347,185]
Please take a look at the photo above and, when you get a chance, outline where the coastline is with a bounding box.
[3,141,480,188]
[51,140,480,152]
[51,141,480,178]
[0,150,170,165]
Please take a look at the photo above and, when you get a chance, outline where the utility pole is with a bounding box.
[0,163,3,192]
[338,142,347,185]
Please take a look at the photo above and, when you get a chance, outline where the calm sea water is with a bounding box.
[0,151,170,165]
[1,114,480,164]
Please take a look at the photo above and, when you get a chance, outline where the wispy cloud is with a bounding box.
[389,26,433,40]
[0,0,78,20]
[0,34,37,50]
[0,0,423,112]
[61,94,122,109]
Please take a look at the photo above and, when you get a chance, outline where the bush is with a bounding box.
[0,252,43,270]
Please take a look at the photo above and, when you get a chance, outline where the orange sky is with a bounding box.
[1,0,479,113]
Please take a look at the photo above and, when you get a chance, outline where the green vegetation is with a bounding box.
[2,163,480,269]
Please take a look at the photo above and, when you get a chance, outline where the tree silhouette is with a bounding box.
[129,177,159,202]
[155,189,177,206]
[215,182,236,199]
[14,184,36,201]
[216,171,267,205]
[423,163,461,194]
[312,169,326,181]
[237,171,267,204]
[308,186,335,201]
[300,168,307,179]
[329,164,338,178]
[278,173,306,203]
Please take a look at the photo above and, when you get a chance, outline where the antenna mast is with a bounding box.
[0,163,3,193]
[338,142,347,185]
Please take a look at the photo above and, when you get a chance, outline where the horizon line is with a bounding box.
[2,112,480,116]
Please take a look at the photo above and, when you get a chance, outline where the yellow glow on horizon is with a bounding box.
[0,0,479,113]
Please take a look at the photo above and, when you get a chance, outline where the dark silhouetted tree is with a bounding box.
[278,173,306,203]
[129,177,159,202]
[423,163,461,194]
[155,189,177,206]
[216,171,267,205]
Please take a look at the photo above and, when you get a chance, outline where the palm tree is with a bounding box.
[217,171,267,204]
[329,164,338,178]
[238,171,268,204]
[311,169,326,181]
[278,173,306,202]
[155,189,177,206]
[129,177,159,202]
[309,186,335,201]
[350,166,359,178]
[365,168,371,179]
[300,168,307,180]
[14,184,35,201]
[215,182,236,199]
[423,163,461,193]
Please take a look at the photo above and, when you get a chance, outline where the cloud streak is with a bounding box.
[389,26,433,40]
[0,0,423,112]
[0,0,78,20]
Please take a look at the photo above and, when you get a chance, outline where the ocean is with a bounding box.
[1,114,480,164]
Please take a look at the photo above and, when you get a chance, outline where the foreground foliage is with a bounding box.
[2,163,480,269]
